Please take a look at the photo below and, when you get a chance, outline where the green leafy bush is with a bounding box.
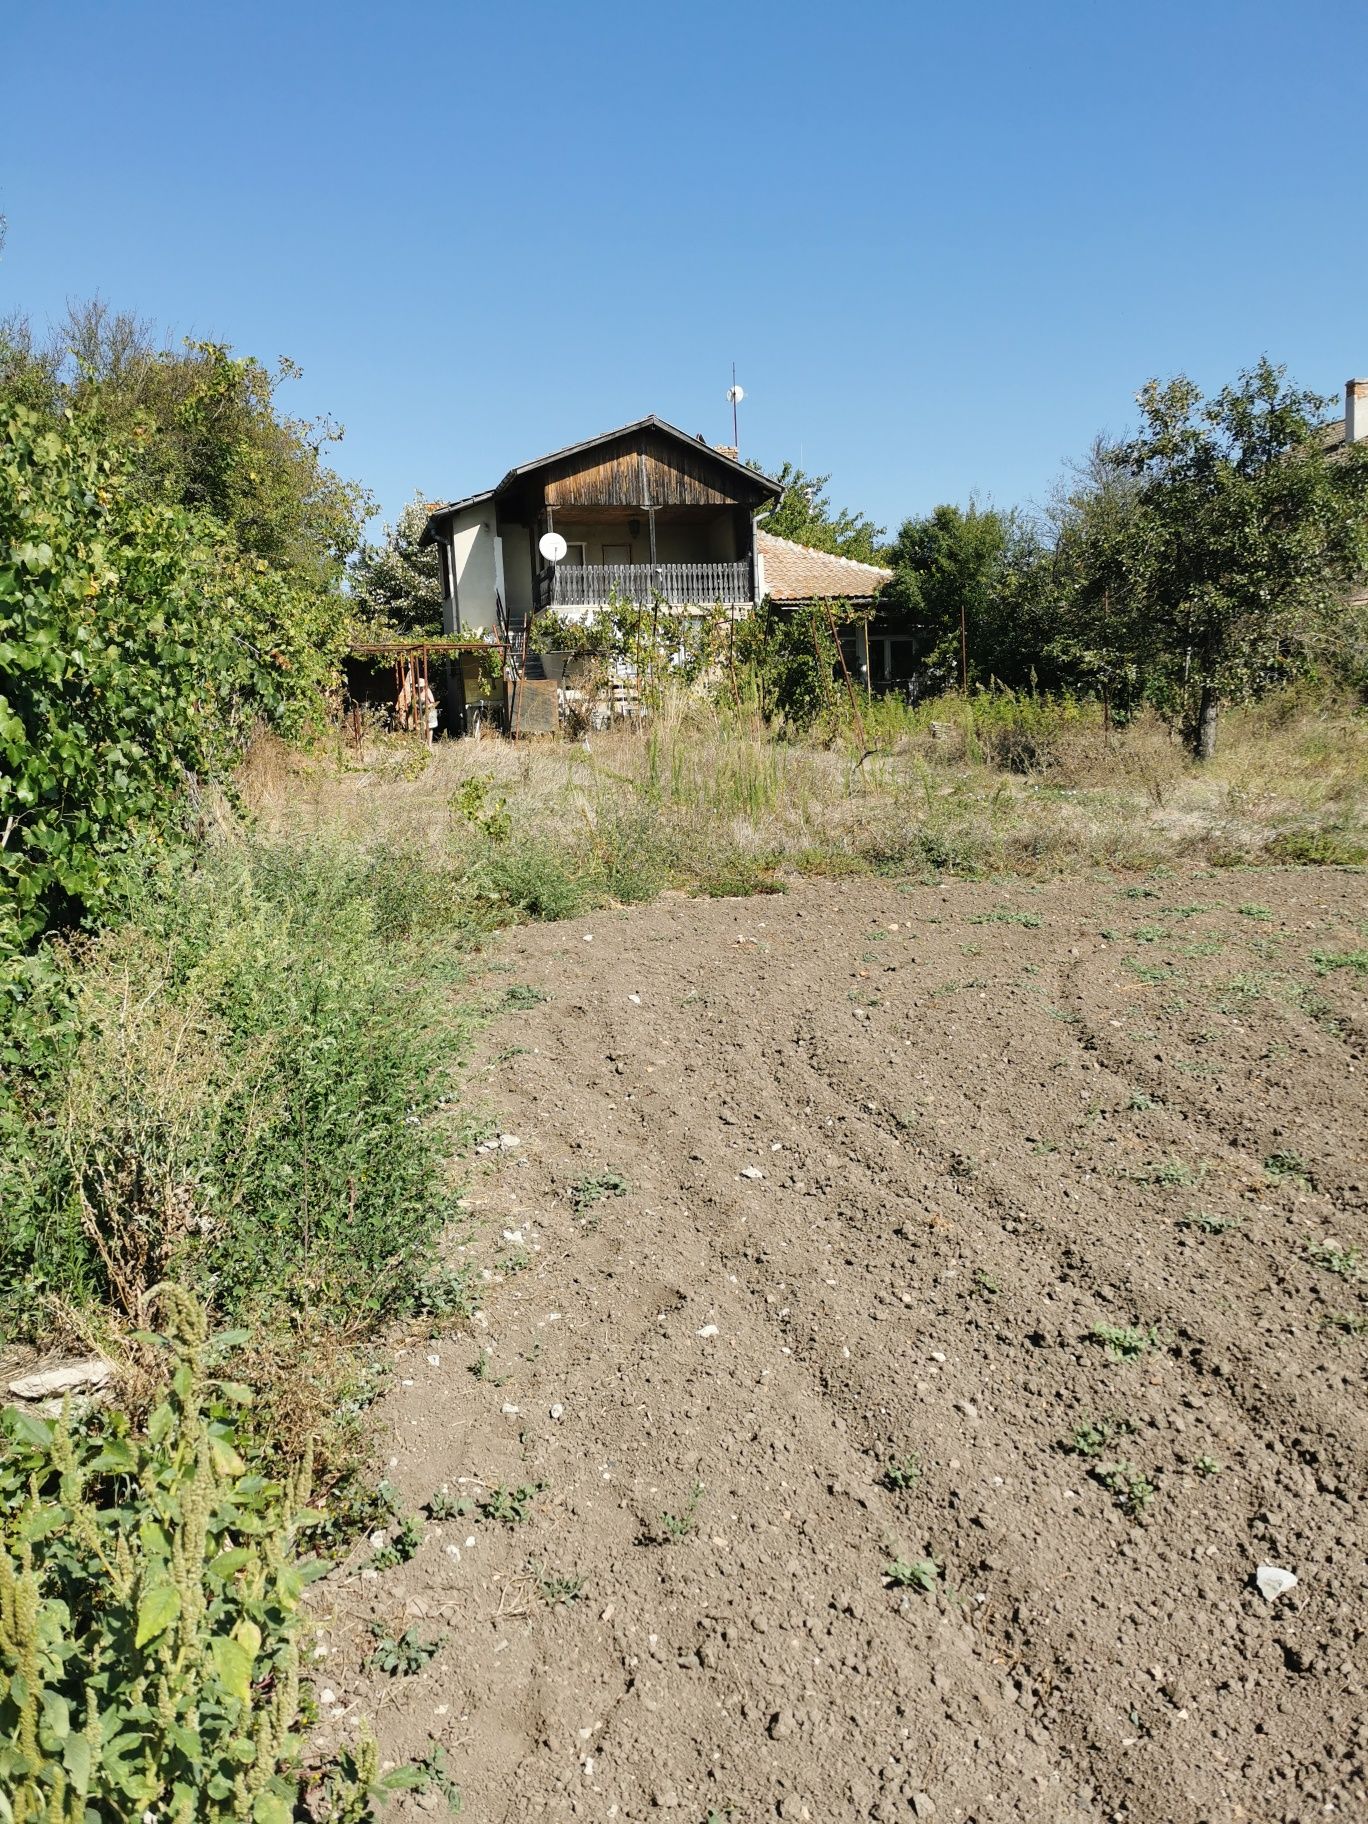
[0,405,342,958]
[0,1289,331,1822]
[0,837,476,1336]
[1267,828,1368,866]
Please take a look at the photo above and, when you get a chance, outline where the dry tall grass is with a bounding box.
[244,687,1367,897]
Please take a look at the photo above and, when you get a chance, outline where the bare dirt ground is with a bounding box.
[311,868,1366,1824]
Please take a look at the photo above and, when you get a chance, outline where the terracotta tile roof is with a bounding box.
[756,530,893,604]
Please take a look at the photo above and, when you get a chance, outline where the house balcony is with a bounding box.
[536,559,753,612]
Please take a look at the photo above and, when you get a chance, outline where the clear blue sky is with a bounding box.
[4,0,1366,541]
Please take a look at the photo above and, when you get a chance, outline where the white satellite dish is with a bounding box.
[538,531,568,562]
[726,384,745,405]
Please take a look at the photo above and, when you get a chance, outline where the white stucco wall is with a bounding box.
[451,504,500,633]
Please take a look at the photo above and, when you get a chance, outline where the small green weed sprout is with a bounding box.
[1063,1415,1136,1458]
[411,1745,463,1814]
[479,1483,540,1526]
[1265,1150,1312,1188]
[570,1171,630,1224]
[882,1453,923,1492]
[884,1555,940,1591]
[1320,1311,1368,1336]
[368,1625,444,1676]
[469,1348,506,1384]
[1306,1239,1363,1280]
[969,906,1041,928]
[972,1268,1000,1297]
[1123,958,1177,985]
[411,1264,477,1322]
[1091,1461,1155,1519]
[1311,947,1368,976]
[1129,1158,1204,1187]
[648,1480,704,1544]
[1177,1209,1242,1235]
[1194,1455,1222,1477]
[1126,1090,1159,1112]
[503,982,550,1010]
[450,773,512,841]
[370,1513,425,1569]
[533,1564,585,1606]
[1090,1322,1164,1362]
[425,1487,473,1522]
[1238,904,1274,921]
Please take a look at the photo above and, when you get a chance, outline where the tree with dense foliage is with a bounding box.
[757,461,886,562]
[0,302,368,959]
[1063,359,1368,756]
[881,502,1052,694]
[1045,438,1147,721]
[349,493,444,635]
[1,300,370,590]
[0,407,344,951]
[731,597,870,728]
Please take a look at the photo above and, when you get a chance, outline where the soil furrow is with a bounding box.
[311,871,1366,1824]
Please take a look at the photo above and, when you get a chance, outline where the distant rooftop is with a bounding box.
[757,529,892,605]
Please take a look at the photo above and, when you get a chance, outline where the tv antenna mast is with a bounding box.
[726,362,745,452]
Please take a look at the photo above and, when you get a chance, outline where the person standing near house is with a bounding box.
[395,663,439,742]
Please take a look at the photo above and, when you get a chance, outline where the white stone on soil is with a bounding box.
[1255,1563,1298,1601]
[8,1358,111,1400]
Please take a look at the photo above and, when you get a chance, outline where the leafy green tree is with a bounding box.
[757,461,886,562]
[1079,359,1368,756]
[0,406,341,952]
[731,597,868,728]
[0,300,374,958]
[349,493,444,635]
[882,502,1052,693]
[1046,438,1147,721]
[1,301,371,592]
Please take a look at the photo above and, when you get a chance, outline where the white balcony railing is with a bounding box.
[539,560,752,610]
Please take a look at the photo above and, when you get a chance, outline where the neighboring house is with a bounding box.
[419,415,895,729]
[754,530,903,690]
[1318,378,1368,616]
[1318,377,1368,457]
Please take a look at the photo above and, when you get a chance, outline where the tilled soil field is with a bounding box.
[311,869,1366,1824]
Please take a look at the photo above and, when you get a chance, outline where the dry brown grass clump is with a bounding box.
[247,687,1367,894]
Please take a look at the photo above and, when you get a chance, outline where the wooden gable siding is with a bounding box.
[541,430,763,511]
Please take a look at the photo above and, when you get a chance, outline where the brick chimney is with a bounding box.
[1346,378,1368,442]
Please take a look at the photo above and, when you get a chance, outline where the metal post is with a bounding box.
[959,600,968,695]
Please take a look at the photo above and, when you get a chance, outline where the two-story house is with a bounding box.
[420,415,894,729]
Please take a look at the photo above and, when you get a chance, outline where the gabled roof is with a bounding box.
[421,416,783,544]
[756,529,893,605]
